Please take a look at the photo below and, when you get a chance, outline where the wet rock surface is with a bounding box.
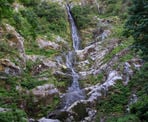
[38,117,60,122]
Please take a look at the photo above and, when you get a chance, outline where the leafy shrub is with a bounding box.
[19,0,40,7]
[20,8,39,29]
[34,2,68,36]
[129,63,148,121]
[97,82,130,113]
[71,5,97,29]
[130,95,148,122]
[0,109,27,122]
[106,114,140,122]
[12,12,36,39]
[0,0,14,21]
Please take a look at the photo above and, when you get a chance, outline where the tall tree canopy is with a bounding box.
[125,0,148,59]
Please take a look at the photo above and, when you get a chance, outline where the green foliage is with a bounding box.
[0,109,27,122]
[71,5,97,29]
[106,114,140,122]
[130,95,148,122]
[97,82,130,114]
[103,36,134,63]
[106,2,121,15]
[34,2,68,37]
[124,0,148,59]
[10,1,68,40]
[0,0,14,21]
[19,0,40,7]
[20,8,38,28]
[25,48,58,57]
[99,0,129,19]
[96,62,148,121]
[12,12,36,39]
[128,62,148,121]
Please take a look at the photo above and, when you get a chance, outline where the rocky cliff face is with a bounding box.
[0,0,144,122]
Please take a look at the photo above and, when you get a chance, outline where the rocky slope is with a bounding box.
[0,0,146,122]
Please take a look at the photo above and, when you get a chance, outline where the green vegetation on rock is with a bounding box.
[0,0,148,121]
[71,5,98,29]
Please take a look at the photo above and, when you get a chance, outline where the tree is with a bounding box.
[124,0,148,59]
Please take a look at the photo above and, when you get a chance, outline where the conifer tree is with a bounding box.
[125,0,148,59]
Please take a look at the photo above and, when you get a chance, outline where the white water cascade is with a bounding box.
[61,5,85,109]
[66,5,81,51]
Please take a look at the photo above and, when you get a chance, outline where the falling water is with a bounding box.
[61,5,85,109]
[66,5,81,51]
[65,51,80,92]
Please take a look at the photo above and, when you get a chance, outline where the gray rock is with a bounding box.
[5,24,26,68]
[37,38,60,50]
[0,107,10,112]
[38,117,60,122]
[32,84,59,98]
[54,71,72,81]
[0,59,21,75]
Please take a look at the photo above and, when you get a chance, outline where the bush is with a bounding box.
[19,0,40,7]
[34,2,67,36]
[0,109,27,122]
[0,0,14,21]
[130,95,148,122]
[129,63,148,121]
[71,5,97,29]
[106,114,140,122]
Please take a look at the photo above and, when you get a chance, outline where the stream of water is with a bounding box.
[62,5,85,109]
[66,5,81,51]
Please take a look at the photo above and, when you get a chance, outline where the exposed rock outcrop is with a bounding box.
[77,39,121,79]
[37,38,60,50]
[0,59,21,75]
[5,24,26,68]
[38,117,60,122]
[31,84,59,103]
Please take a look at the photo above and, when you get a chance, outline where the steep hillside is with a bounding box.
[0,0,147,122]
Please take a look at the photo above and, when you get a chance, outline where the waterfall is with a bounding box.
[61,4,85,109]
[66,5,81,50]
[66,51,80,92]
